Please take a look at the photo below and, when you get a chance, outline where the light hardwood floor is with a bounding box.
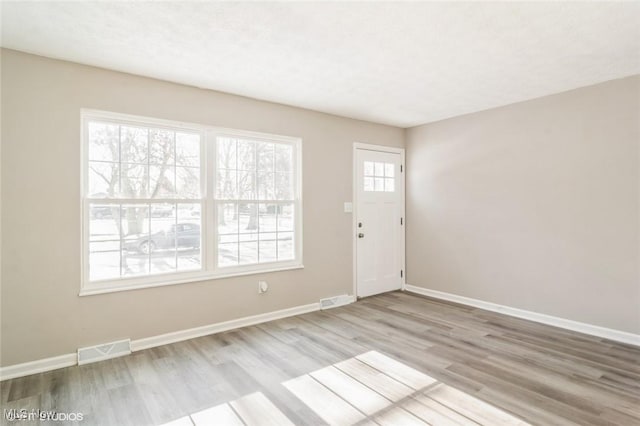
[1,291,639,425]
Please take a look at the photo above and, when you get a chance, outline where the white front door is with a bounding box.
[355,147,404,298]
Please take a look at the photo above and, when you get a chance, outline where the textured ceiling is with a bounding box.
[2,2,639,127]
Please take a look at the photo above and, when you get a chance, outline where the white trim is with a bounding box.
[400,149,406,290]
[353,143,406,298]
[0,354,77,382]
[404,284,640,347]
[81,109,302,144]
[131,302,319,351]
[352,147,357,297]
[80,264,304,296]
[0,300,321,381]
[353,142,404,155]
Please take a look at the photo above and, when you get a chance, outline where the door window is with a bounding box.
[363,161,395,192]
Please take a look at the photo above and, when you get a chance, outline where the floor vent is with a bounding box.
[320,294,354,310]
[77,339,131,365]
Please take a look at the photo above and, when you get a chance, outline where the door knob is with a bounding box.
[358,233,365,238]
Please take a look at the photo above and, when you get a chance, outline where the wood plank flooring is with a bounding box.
[1,291,639,425]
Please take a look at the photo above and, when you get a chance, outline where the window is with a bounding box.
[215,137,296,266]
[82,111,302,295]
[363,161,395,192]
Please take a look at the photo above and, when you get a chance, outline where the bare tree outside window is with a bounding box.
[215,136,295,266]
[87,121,201,280]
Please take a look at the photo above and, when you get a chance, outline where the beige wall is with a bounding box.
[406,76,640,334]
[0,49,404,366]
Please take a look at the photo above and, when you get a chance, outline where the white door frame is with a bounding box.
[352,142,406,298]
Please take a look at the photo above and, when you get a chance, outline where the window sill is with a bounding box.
[79,263,304,297]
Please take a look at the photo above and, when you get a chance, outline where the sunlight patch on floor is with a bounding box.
[284,350,530,426]
[162,350,529,425]
[160,391,294,426]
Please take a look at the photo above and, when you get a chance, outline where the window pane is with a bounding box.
[85,116,205,284]
[176,132,200,167]
[151,203,175,219]
[177,204,201,271]
[90,204,120,221]
[275,172,292,200]
[213,137,299,269]
[88,161,119,198]
[214,202,298,265]
[218,203,239,235]
[121,126,148,164]
[90,244,120,281]
[364,177,374,192]
[257,171,275,200]
[89,203,121,281]
[176,166,200,198]
[278,204,294,232]
[88,122,119,162]
[237,139,256,171]
[122,255,149,278]
[150,203,177,274]
[275,144,292,172]
[218,202,238,267]
[259,231,277,263]
[259,240,277,263]
[219,234,238,244]
[121,164,149,198]
[239,203,258,233]
[239,242,258,264]
[385,163,395,178]
[259,204,277,232]
[150,165,175,198]
[178,256,200,272]
[239,232,258,242]
[149,129,175,165]
[277,232,294,261]
[178,203,201,220]
[257,142,274,171]
[217,169,237,199]
[217,137,237,169]
[121,205,150,277]
[238,171,256,200]
[374,162,384,176]
[374,177,384,192]
[178,223,201,257]
[218,242,238,266]
[364,161,374,176]
[385,178,395,192]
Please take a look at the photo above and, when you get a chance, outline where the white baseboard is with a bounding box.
[0,353,77,381]
[0,300,326,381]
[404,284,640,347]
[130,302,321,351]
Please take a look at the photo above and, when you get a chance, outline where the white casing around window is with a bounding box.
[80,109,303,296]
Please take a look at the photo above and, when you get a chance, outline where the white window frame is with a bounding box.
[80,110,303,296]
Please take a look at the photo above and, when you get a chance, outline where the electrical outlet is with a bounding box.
[258,281,268,294]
